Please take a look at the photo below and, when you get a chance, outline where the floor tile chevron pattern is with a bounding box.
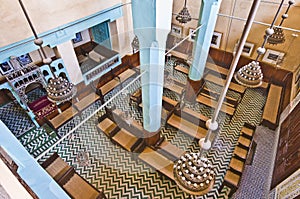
[1,59,273,199]
[0,100,34,137]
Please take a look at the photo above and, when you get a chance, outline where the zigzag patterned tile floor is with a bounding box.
[0,101,34,138]
[1,59,274,199]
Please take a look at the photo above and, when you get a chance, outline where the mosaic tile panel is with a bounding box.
[19,126,59,158]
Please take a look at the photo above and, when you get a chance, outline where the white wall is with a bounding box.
[57,41,83,84]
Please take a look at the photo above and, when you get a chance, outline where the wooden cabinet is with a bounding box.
[271,102,300,189]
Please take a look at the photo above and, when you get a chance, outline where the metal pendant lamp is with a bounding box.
[268,0,295,45]
[176,0,192,24]
[235,0,286,88]
[18,0,76,103]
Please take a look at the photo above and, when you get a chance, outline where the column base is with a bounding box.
[144,129,161,146]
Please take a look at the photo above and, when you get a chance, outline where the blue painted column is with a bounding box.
[131,0,173,132]
[189,0,222,81]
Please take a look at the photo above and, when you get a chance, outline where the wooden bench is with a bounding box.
[181,107,209,128]
[45,106,79,131]
[168,77,186,87]
[74,92,100,112]
[111,128,145,153]
[229,157,245,174]
[196,94,235,116]
[204,74,246,94]
[202,84,239,107]
[234,145,248,161]
[162,96,178,110]
[111,109,144,137]
[164,83,185,95]
[238,136,252,149]
[200,92,236,108]
[97,117,118,137]
[167,114,207,140]
[139,146,175,181]
[222,170,241,197]
[262,84,283,130]
[155,139,185,161]
[58,167,106,199]
[99,79,120,96]
[174,65,189,75]
[118,68,136,82]
[241,123,256,139]
[170,50,189,60]
[205,62,229,77]
[41,152,71,181]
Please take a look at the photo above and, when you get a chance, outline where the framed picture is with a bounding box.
[171,24,183,38]
[0,61,13,75]
[211,31,222,49]
[262,49,285,65]
[72,32,83,43]
[188,28,196,42]
[17,53,32,66]
[242,42,255,57]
